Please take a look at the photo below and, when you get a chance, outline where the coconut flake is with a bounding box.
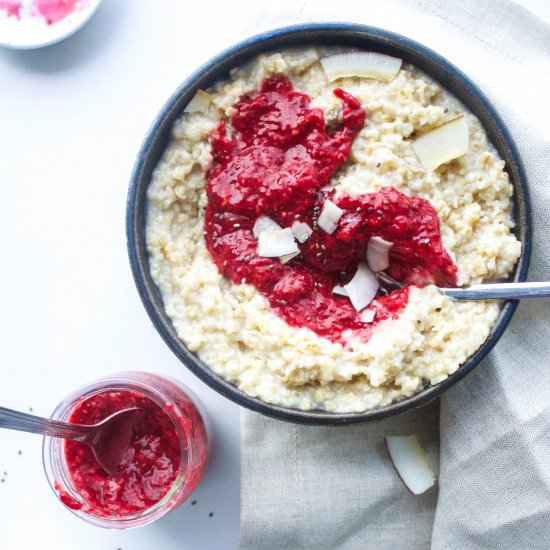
[291,221,313,243]
[184,89,212,113]
[253,216,282,238]
[360,309,376,323]
[412,116,469,172]
[385,435,436,495]
[257,228,298,258]
[343,262,379,311]
[367,236,394,272]
[332,285,348,297]
[318,200,343,234]
[280,251,300,264]
[321,52,402,83]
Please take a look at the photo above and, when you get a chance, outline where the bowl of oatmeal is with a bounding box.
[127,24,530,425]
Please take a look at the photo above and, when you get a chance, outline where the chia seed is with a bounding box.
[233,223,240,228]
[376,162,381,168]
[377,210,383,216]
[356,207,362,213]
[368,207,374,212]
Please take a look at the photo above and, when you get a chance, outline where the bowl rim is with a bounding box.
[127,23,531,425]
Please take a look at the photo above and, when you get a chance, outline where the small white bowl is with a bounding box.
[0,0,102,49]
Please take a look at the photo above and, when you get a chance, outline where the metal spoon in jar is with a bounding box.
[377,272,550,300]
[0,406,143,476]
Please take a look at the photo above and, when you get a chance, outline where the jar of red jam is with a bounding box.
[42,372,210,528]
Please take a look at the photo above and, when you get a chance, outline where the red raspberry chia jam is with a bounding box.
[205,77,457,344]
[64,391,182,517]
[43,373,209,528]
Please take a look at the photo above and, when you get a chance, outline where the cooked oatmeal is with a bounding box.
[146,47,521,413]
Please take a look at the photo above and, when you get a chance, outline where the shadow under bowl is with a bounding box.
[127,23,531,426]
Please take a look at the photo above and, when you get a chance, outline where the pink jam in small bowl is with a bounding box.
[0,0,103,49]
[43,372,210,528]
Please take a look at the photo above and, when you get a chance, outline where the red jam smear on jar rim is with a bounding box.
[64,390,186,518]
[205,76,457,345]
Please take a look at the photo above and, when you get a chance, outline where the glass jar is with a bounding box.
[42,371,210,529]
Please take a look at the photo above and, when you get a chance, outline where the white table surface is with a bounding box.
[0,1,548,549]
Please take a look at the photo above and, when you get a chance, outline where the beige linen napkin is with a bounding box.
[235,1,550,548]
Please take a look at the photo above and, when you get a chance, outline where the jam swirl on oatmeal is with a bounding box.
[204,76,457,344]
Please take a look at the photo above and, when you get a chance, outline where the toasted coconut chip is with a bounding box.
[257,228,298,258]
[385,435,436,495]
[321,52,402,83]
[343,262,379,311]
[253,215,282,238]
[367,236,394,272]
[184,89,212,113]
[412,116,469,172]
[291,221,313,243]
[318,200,343,234]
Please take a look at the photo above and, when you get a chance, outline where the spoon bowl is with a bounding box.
[85,408,144,476]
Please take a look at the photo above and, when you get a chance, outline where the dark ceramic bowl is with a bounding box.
[127,24,531,425]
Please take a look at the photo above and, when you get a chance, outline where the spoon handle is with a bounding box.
[441,281,550,300]
[0,406,92,442]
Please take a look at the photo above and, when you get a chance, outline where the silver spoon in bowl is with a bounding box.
[0,406,143,476]
[439,281,550,300]
[377,272,550,300]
